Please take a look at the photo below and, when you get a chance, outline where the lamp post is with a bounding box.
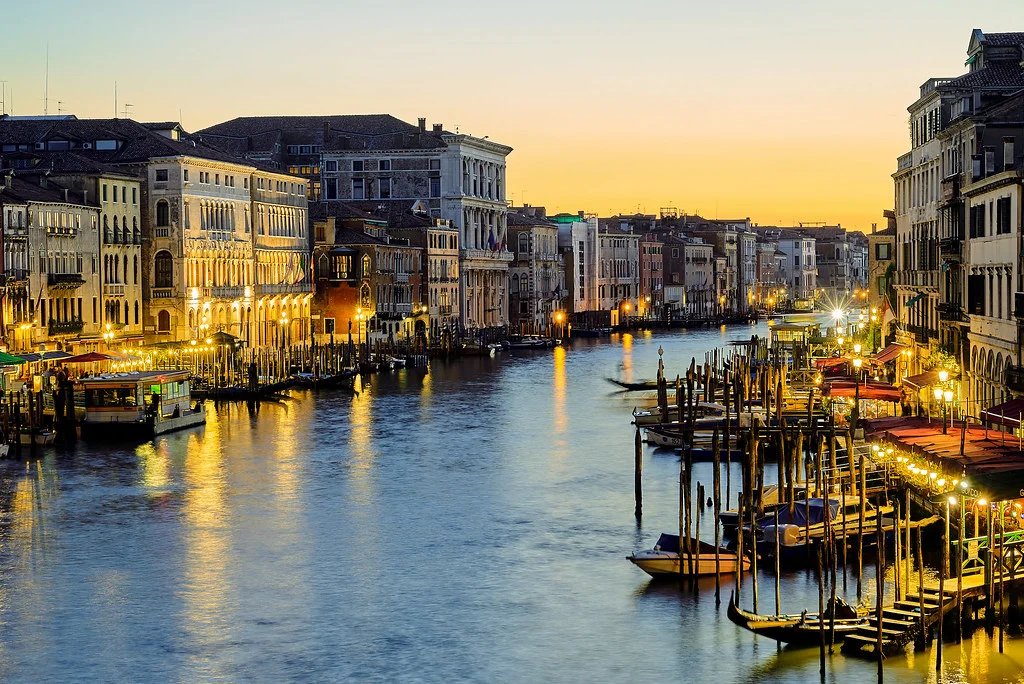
[102,323,115,350]
[554,310,565,342]
[621,301,632,330]
[852,356,863,431]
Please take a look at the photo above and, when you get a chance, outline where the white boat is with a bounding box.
[753,496,894,562]
[79,370,206,438]
[644,411,765,448]
[385,356,406,370]
[632,401,727,426]
[629,533,750,578]
[508,335,555,349]
[18,429,55,446]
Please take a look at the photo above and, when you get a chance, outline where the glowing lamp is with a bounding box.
[853,343,862,354]
[948,496,957,505]
[934,387,943,401]
[944,389,953,402]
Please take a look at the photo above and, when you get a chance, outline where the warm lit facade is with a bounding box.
[507,207,560,333]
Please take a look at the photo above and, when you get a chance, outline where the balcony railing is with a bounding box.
[906,324,938,344]
[205,286,246,299]
[103,284,126,297]
[254,283,313,296]
[4,269,28,282]
[896,270,938,288]
[48,318,83,336]
[936,302,966,322]
[151,287,175,299]
[941,175,961,203]
[938,237,962,257]
[47,272,85,289]
[155,227,170,238]
[1006,365,1024,394]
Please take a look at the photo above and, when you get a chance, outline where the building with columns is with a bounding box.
[0,117,312,348]
[196,115,513,333]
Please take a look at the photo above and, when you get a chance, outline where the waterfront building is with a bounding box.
[638,233,663,320]
[0,173,101,350]
[867,217,896,315]
[775,230,817,305]
[506,207,560,334]
[754,235,785,308]
[0,117,313,348]
[893,29,1024,377]
[554,211,600,314]
[689,225,738,311]
[312,207,426,346]
[596,224,640,323]
[197,115,513,332]
[662,235,715,318]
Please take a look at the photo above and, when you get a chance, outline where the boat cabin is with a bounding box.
[79,370,203,436]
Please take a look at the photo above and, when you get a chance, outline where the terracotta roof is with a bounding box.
[0,174,94,206]
[506,211,557,228]
[943,61,1024,90]
[196,115,450,153]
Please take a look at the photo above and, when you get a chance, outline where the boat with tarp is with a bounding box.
[628,533,749,578]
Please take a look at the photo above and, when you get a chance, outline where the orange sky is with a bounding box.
[4,1,1017,231]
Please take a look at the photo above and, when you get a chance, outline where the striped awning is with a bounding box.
[903,370,940,390]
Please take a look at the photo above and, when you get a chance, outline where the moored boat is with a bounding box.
[727,593,868,645]
[628,533,750,578]
[79,370,206,439]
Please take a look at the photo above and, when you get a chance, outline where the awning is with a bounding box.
[815,357,848,369]
[903,370,940,390]
[822,380,902,402]
[980,399,1024,428]
[872,343,907,364]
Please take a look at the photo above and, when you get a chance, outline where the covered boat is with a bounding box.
[628,533,750,578]
[79,370,205,438]
[727,594,867,645]
[754,497,892,563]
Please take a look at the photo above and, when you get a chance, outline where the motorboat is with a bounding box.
[728,594,868,645]
[628,533,750,578]
[632,401,727,426]
[79,370,206,438]
[507,335,555,349]
[643,410,765,448]
[752,496,894,564]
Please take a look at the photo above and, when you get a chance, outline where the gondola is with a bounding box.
[727,593,868,646]
[607,378,659,391]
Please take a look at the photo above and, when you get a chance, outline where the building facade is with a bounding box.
[507,208,560,334]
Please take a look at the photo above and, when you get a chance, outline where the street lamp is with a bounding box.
[554,310,565,341]
[852,356,863,431]
[102,322,115,349]
[853,342,862,355]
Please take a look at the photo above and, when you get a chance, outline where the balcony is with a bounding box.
[1006,365,1024,394]
[896,270,938,289]
[941,175,961,203]
[462,248,514,263]
[254,283,313,296]
[4,269,28,283]
[47,272,85,289]
[938,236,962,258]
[205,286,246,299]
[103,284,125,297]
[155,227,170,238]
[936,302,966,323]
[48,318,83,336]
[151,287,175,299]
[906,324,938,345]
[395,273,410,283]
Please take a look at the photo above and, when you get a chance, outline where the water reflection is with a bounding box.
[0,323,1023,681]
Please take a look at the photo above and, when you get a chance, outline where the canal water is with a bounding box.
[0,323,1021,682]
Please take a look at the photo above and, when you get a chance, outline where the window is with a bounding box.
[157,310,171,332]
[362,254,372,277]
[326,161,337,172]
[155,169,169,182]
[379,178,391,199]
[113,186,119,203]
[352,178,364,199]
[518,233,529,255]
[154,251,173,288]
[215,174,220,185]
[353,161,364,172]
[430,158,441,171]
[874,243,891,260]
[997,197,1012,235]
[183,169,189,182]
[102,184,108,202]
[380,159,391,171]
[970,204,986,238]
[156,200,170,227]
[430,176,441,198]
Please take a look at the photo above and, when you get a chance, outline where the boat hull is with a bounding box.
[727,596,867,646]
[628,550,749,578]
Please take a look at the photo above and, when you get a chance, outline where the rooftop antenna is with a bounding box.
[57,100,63,114]
[43,42,49,116]
[114,81,117,118]
[0,81,7,115]
[123,103,133,119]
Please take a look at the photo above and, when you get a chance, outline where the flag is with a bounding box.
[488,229,496,251]
[905,291,926,307]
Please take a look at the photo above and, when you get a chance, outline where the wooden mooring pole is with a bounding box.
[713,428,722,605]
[634,427,642,519]
[876,510,885,678]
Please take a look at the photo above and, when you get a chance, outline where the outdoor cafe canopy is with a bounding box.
[980,398,1024,429]
[871,342,907,364]
[822,378,902,402]
[63,352,114,364]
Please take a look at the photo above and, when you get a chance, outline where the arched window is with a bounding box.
[154,250,173,288]
[511,274,520,294]
[156,200,170,227]
[157,309,171,332]
[133,255,138,283]
[362,254,371,278]
[134,301,139,325]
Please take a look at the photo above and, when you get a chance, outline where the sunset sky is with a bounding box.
[3,1,1019,230]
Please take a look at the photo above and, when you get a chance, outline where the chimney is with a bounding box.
[63,188,69,203]
[432,123,443,134]
[418,118,426,133]
[871,222,877,234]
[324,121,331,140]
[83,189,88,205]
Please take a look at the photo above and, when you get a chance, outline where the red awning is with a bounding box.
[815,357,848,369]
[980,399,1024,428]
[872,343,907,364]
[822,380,902,402]
[63,352,114,363]
[902,370,939,390]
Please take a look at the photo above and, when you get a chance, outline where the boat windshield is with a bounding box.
[85,387,139,408]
